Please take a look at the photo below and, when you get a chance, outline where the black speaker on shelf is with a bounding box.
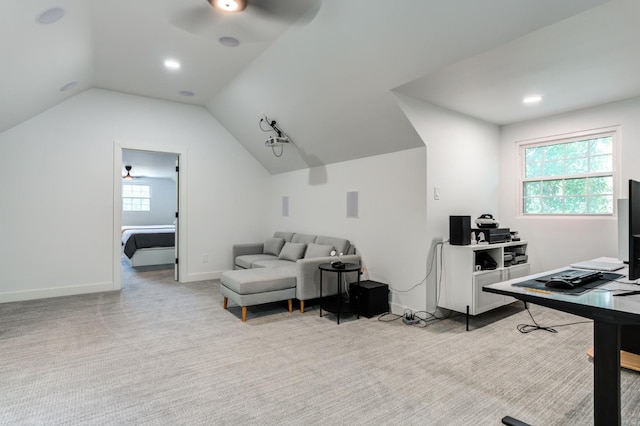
[350,280,389,318]
[450,215,471,245]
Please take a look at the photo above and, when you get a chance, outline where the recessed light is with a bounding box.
[219,36,240,47]
[59,81,78,92]
[523,95,542,104]
[179,90,195,97]
[164,59,181,70]
[36,7,65,25]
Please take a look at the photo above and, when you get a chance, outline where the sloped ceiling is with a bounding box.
[5,0,640,175]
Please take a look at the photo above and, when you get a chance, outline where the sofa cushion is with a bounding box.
[273,231,294,243]
[304,243,334,258]
[279,242,307,261]
[292,233,317,245]
[252,259,297,269]
[315,236,350,255]
[221,268,296,294]
[263,237,285,256]
[235,254,278,269]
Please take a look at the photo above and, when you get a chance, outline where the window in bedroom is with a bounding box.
[122,184,151,211]
[520,131,615,215]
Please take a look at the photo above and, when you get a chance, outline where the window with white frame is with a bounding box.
[520,132,615,215]
[122,184,151,211]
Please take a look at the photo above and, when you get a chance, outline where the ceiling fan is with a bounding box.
[122,165,142,180]
[170,0,320,41]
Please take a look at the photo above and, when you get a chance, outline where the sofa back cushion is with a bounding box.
[304,243,335,258]
[315,236,350,255]
[263,237,285,256]
[273,231,294,243]
[292,233,317,245]
[279,242,307,261]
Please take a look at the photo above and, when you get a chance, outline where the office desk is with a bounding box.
[484,268,640,426]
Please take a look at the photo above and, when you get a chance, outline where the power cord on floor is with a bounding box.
[377,308,455,328]
[517,306,592,334]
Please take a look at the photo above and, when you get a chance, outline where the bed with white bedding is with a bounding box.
[121,225,175,267]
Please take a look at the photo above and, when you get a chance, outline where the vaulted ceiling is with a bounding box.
[4,0,640,174]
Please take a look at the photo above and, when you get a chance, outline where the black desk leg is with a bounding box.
[593,321,621,426]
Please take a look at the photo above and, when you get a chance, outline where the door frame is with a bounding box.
[113,141,188,290]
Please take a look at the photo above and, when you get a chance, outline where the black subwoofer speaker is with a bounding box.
[449,215,471,245]
[350,280,389,318]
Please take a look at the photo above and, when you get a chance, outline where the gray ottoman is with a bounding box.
[220,267,297,322]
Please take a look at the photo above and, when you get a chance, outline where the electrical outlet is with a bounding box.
[202,254,208,263]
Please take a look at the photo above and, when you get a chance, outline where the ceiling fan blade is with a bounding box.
[169,4,219,36]
[249,0,321,25]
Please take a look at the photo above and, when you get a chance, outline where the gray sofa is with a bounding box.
[220,232,361,321]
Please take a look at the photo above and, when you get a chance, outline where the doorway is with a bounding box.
[113,142,186,291]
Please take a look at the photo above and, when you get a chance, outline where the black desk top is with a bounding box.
[484,267,640,325]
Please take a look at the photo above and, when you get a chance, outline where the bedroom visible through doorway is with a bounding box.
[120,149,179,286]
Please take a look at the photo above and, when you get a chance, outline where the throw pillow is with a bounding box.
[279,242,307,261]
[304,243,335,258]
[263,237,285,256]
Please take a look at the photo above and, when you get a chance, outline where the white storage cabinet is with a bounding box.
[438,241,529,330]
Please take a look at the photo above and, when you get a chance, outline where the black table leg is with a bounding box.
[337,271,342,324]
[466,305,469,331]
[319,269,323,318]
[593,320,621,426]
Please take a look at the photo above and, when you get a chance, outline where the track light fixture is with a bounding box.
[259,113,291,158]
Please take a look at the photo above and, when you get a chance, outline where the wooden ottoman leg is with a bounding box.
[300,300,305,314]
[223,297,228,309]
[288,299,293,313]
[241,306,247,322]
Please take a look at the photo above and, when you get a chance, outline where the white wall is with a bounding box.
[270,148,428,313]
[499,96,640,272]
[121,177,176,226]
[0,88,271,302]
[395,93,501,312]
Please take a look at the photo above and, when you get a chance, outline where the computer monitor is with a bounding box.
[628,179,640,280]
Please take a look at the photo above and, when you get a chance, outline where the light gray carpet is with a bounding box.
[1,260,640,425]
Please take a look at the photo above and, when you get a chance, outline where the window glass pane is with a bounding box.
[589,155,612,173]
[523,181,541,197]
[523,198,541,214]
[588,176,613,195]
[565,158,588,175]
[525,162,542,178]
[564,178,586,196]
[543,144,564,160]
[525,146,542,163]
[543,160,564,177]
[588,195,613,214]
[590,137,612,155]
[541,197,564,214]
[542,180,563,197]
[565,196,587,214]
[565,141,588,158]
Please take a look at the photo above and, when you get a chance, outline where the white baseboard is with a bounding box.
[184,271,222,282]
[0,282,116,304]
[389,301,444,317]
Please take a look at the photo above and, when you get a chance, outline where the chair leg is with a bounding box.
[288,299,293,313]
[223,297,228,310]
[300,300,305,313]
[241,306,247,322]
